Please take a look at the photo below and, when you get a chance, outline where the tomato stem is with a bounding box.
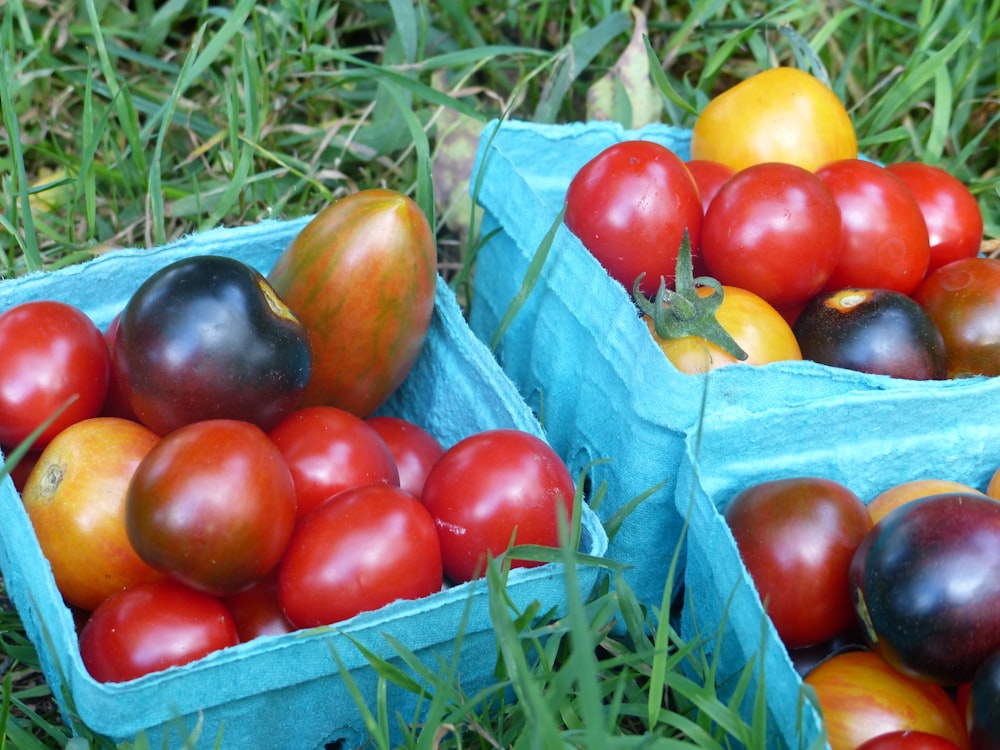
[632,231,748,361]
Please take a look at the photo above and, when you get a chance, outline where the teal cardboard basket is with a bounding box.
[467,118,1000,613]
[0,218,608,749]
[674,383,1000,749]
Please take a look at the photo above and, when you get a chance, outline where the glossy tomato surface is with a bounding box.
[723,477,872,649]
[850,493,1000,685]
[887,162,983,274]
[99,312,138,421]
[126,419,297,596]
[856,731,966,750]
[222,570,293,641]
[684,159,735,215]
[913,257,1000,377]
[78,580,239,683]
[816,159,930,295]
[690,66,858,172]
[645,285,801,373]
[268,406,399,520]
[793,288,947,379]
[267,189,437,417]
[420,429,576,583]
[867,479,986,525]
[564,140,702,296]
[804,650,970,750]
[278,484,442,628]
[21,417,163,611]
[0,300,110,450]
[700,162,843,308]
[365,415,444,498]
[114,255,312,435]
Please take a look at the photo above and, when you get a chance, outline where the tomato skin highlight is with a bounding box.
[856,731,966,750]
[0,300,111,450]
[267,189,438,417]
[277,484,442,628]
[78,580,239,683]
[365,415,444,499]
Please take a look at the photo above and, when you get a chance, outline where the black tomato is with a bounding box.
[114,255,312,435]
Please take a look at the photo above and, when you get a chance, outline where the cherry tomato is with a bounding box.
[126,419,297,596]
[856,731,966,750]
[969,648,1000,750]
[564,140,702,296]
[21,417,164,611]
[887,162,984,274]
[78,580,239,683]
[222,570,294,641]
[100,312,138,421]
[365,415,444,498]
[278,484,442,628]
[684,159,735,214]
[0,300,111,450]
[804,650,970,750]
[722,477,872,649]
[912,257,1000,377]
[268,406,400,520]
[867,479,986,525]
[816,159,930,295]
[644,285,802,373]
[700,162,843,309]
[420,429,576,584]
[690,67,858,172]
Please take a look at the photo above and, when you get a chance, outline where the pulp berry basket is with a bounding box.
[673,383,1000,749]
[467,117,1000,613]
[0,217,608,749]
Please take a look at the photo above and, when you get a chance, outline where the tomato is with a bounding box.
[420,429,576,584]
[99,312,137,421]
[20,417,163,611]
[887,162,984,274]
[722,477,872,649]
[816,159,930,295]
[644,285,801,373]
[804,650,970,750]
[856,731,966,750]
[867,479,986,525]
[0,300,111,450]
[793,288,947,379]
[267,189,438,417]
[684,159,735,215]
[968,648,1000,750]
[277,484,442,628]
[8,449,40,493]
[564,140,703,296]
[222,570,293,641]
[365,415,444,498]
[913,257,1000,378]
[850,493,1000,685]
[268,406,400,520]
[126,419,297,596]
[700,162,843,309]
[690,66,858,172]
[78,580,239,683]
[114,255,312,436]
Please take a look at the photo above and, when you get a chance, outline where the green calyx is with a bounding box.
[632,230,748,361]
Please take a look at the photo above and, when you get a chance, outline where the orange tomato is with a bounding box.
[804,650,970,750]
[645,285,802,373]
[690,67,858,172]
[867,479,986,524]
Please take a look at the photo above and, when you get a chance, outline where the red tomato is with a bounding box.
[277,484,442,628]
[268,406,400,520]
[856,731,966,750]
[222,570,294,641]
[21,417,164,611]
[420,429,576,584]
[564,140,703,296]
[700,162,843,308]
[804,650,970,750]
[684,159,735,214]
[0,300,111,450]
[365,415,444,498]
[78,580,239,683]
[816,159,930,295]
[887,162,983,274]
[912,257,1000,377]
[126,419,297,596]
[722,477,872,649]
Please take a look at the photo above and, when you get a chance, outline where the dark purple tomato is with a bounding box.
[793,288,947,379]
[114,255,312,435]
[969,648,1000,750]
[850,493,1000,685]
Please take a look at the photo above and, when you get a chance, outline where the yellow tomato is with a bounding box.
[690,67,858,172]
[867,479,987,524]
[644,285,802,374]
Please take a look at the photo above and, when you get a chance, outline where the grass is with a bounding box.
[1,0,999,747]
